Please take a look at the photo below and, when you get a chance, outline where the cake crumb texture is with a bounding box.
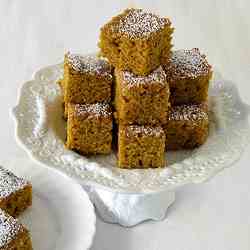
[0,206,32,250]
[0,166,32,218]
[66,103,113,155]
[118,125,166,169]
[99,8,174,75]
[115,67,170,125]
[164,103,209,150]
[164,49,212,105]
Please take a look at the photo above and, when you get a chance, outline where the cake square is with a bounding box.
[163,48,212,105]
[66,103,113,155]
[118,125,166,169]
[99,8,174,76]
[0,166,32,218]
[0,209,32,250]
[63,53,113,118]
[163,103,209,150]
[115,66,170,125]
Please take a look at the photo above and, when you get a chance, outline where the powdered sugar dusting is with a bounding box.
[122,66,167,89]
[125,125,164,137]
[118,9,170,39]
[0,210,23,247]
[165,48,212,80]
[0,166,29,199]
[168,104,208,122]
[74,103,112,118]
[66,53,112,79]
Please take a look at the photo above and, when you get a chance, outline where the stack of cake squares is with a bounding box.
[61,8,212,169]
[0,166,33,249]
[61,53,114,155]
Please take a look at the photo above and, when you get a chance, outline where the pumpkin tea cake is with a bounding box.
[115,66,170,125]
[0,209,32,250]
[0,166,32,218]
[163,103,209,150]
[118,125,165,169]
[99,8,174,75]
[164,48,212,105]
[66,102,113,155]
[63,52,113,118]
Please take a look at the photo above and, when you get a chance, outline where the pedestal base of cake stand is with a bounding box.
[83,185,175,227]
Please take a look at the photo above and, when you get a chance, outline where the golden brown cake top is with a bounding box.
[0,209,24,247]
[123,125,164,138]
[121,66,167,89]
[168,104,209,122]
[66,52,113,79]
[73,103,112,118]
[165,48,212,80]
[0,166,30,199]
[112,8,171,39]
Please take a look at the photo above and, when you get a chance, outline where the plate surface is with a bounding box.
[7,162,96,250]
[12,63,250,193]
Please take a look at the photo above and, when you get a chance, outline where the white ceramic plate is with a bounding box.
[12,63,250,193]
[6,162,96,250]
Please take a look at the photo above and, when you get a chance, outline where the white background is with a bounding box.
[1,0,250,249]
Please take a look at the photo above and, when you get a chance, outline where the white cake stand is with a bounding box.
[12,63,250,226]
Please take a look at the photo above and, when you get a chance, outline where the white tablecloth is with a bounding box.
[1,0,250,249]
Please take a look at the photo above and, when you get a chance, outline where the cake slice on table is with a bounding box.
[62,52,113,119]
[99,8,174,75]
[0,166,32,218]
[163,48,212,105]
[163,103,209,150]
[0,209,32,250]
[66,102,113,155]
[118,125,166,169]
[114,66,170,125]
